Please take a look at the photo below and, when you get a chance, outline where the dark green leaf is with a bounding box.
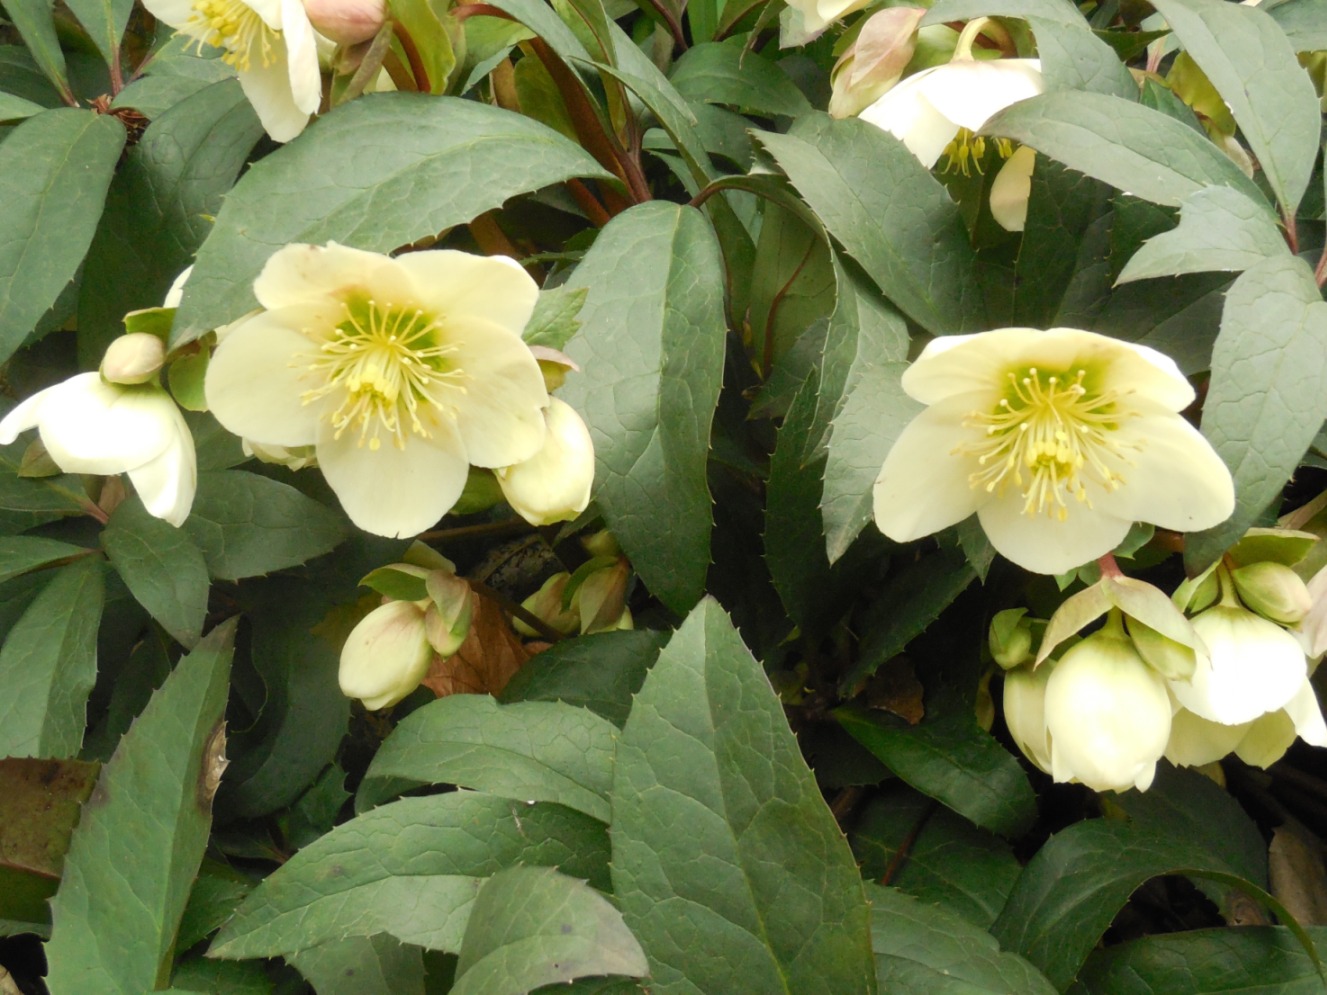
[0,535,91,584]
[210,794,610,958]
[357,696,617,822]
[2,0,71,99]
[558,203,726,613]
[1151,0,1320,215]
[174,94,611,343]
[0,559,104,758]
[523,284,588,350]
[1188,255,1327,570]
[184,470,348,581]
[868,884,1057,994]
[0,109,124,364]
[452,866,648,995]
[0,92,45,121]
[611,599,877,994]
[63,0,135,77]
[754,115,985,334]
[669,41,810,117]
[984,91,1268,209]
[836,707,1035,838]
[44,621,234,993]
[102,496,210,647]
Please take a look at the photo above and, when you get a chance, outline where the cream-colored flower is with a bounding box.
[204,243,549,538]
[1044,625,1172,792]
[872,327,1235,574]
[0,373,195,526]
[496,397,594,526]
[338,600,433,710]
[783,0,871,35]
[143,0,320,141]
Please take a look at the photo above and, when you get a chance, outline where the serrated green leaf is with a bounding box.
[170,955,275,995]
[0,559,104,758]
[558,203,725,613]
[991,818,1318,990]
[453,866,648,995]
[851,789,1021,929]
[984,91,1268,209]
[0,535,91,584]
[102,496,209,647]
[0,109,124,365]
[1072,926,1327,994]
[2,0,71,99]
[923,0,1134,97]
[1117,186,1289,284]
[836,707,1036,838]
[77,79,262,365]
[63,0,134,76]
[868,884,1057,994]
[44,621,234,994]
[523,284,588,350]
[210,794,610,958]
[822,359,917,561]
[287,934,426,995]
[611,598,877,994]
[357,696,617,822]
[754,115,985,334]
[498,628,670,727]
[1151,0,1320,216]
[1188,255,1327,571]
[1267,0,1327,50]
[176,860,254,953]
[183,470,348,580]
[173,94,612,343]
[669,41,810,117]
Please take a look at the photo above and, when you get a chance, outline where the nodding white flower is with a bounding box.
[142,0,320,142]
[338,600,433,710]
[872,327,1234,575]
[859,58,1042,230]
[496,397,594,526]
[0,374,196,526]
[204,242,550,538]
[1043,622,1172,793]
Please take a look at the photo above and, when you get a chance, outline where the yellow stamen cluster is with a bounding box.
[941,128,1015,177]
[187,0,278,71]
[299,299,467,451]
[957,367,1137,521]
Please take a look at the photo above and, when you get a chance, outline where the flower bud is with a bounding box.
[1044,628,1172,792]
[424,570,473,656]
[1232,561,1312,625]
[497,398,594,526]
[302,0,387,46]
[338,600,434,710]
[515,573,579,638]
[1125,616,1197,682]
[102,333,166,385]
[1003,663,1052,774]
[827,7,926,119]
[575,558,630,634]
[988,608,1033,670]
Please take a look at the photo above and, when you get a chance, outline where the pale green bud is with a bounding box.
[424,571,473,656]
[1232,561,1313,625]
[988,608,1033,670]
[338,601,432,710]
[101,333,166,385]
[1125,616,1197,682]
[515,573,579,638]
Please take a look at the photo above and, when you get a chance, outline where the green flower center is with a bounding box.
[958,367,1136,520]
[186,0,278,72]
[300,298,467,451]
[941,128,1014,176]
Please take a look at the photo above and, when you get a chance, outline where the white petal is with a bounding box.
[1003,664,1052,773]
[497,398,594,526]
[338,600,433,710]
[917,59,1043,133]
[393,251,540,336]
[1096,402,1234,532]
[38,376,178,474]
[859,70,959,169]
[126,412,197,526]
[253,242,412,310]
[0,386,54,446]
[1232,709,1296,768]
[872,395,983,542]
[1172,606,1308,724]
[237,44,312,142]
[139,0,194,29]
[977,496,1133,575]
[446,319,548,468]
[205,315,321,446]
[1283,678,1327,747]
[1164,706,1249,767]
[317,415,469,538]
[279,0,322,114]
[989,146,1034,232]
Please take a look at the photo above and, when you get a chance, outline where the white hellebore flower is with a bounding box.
[872,327,1235,575]
[0,373,196,526]
[496,397,594,526]
[142,0,320,142]
[859,58,1043,229]
[338,600,433,710]
[1043,623,1172,792]
[204,242,550,538]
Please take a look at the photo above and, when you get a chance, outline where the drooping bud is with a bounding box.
[988,608,1033,670]
[424,570,473,657]
[1003,662,1052,774]
[827,7,927,119]
[302,0,387,46]
[1231,561,1313,625]
[338,600,434,710]
[514,573,580,638]
[497,397,594,526]
[101,333,166,385]
[1125,616,1198,682]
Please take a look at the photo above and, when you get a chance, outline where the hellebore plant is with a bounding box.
[204,242,552,538]
[872,327,1235,575]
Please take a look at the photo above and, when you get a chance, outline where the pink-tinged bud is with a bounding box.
[302,0,387,46]
[828,7,927,119]
[101,333,166,385]
[338,600,433,710]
